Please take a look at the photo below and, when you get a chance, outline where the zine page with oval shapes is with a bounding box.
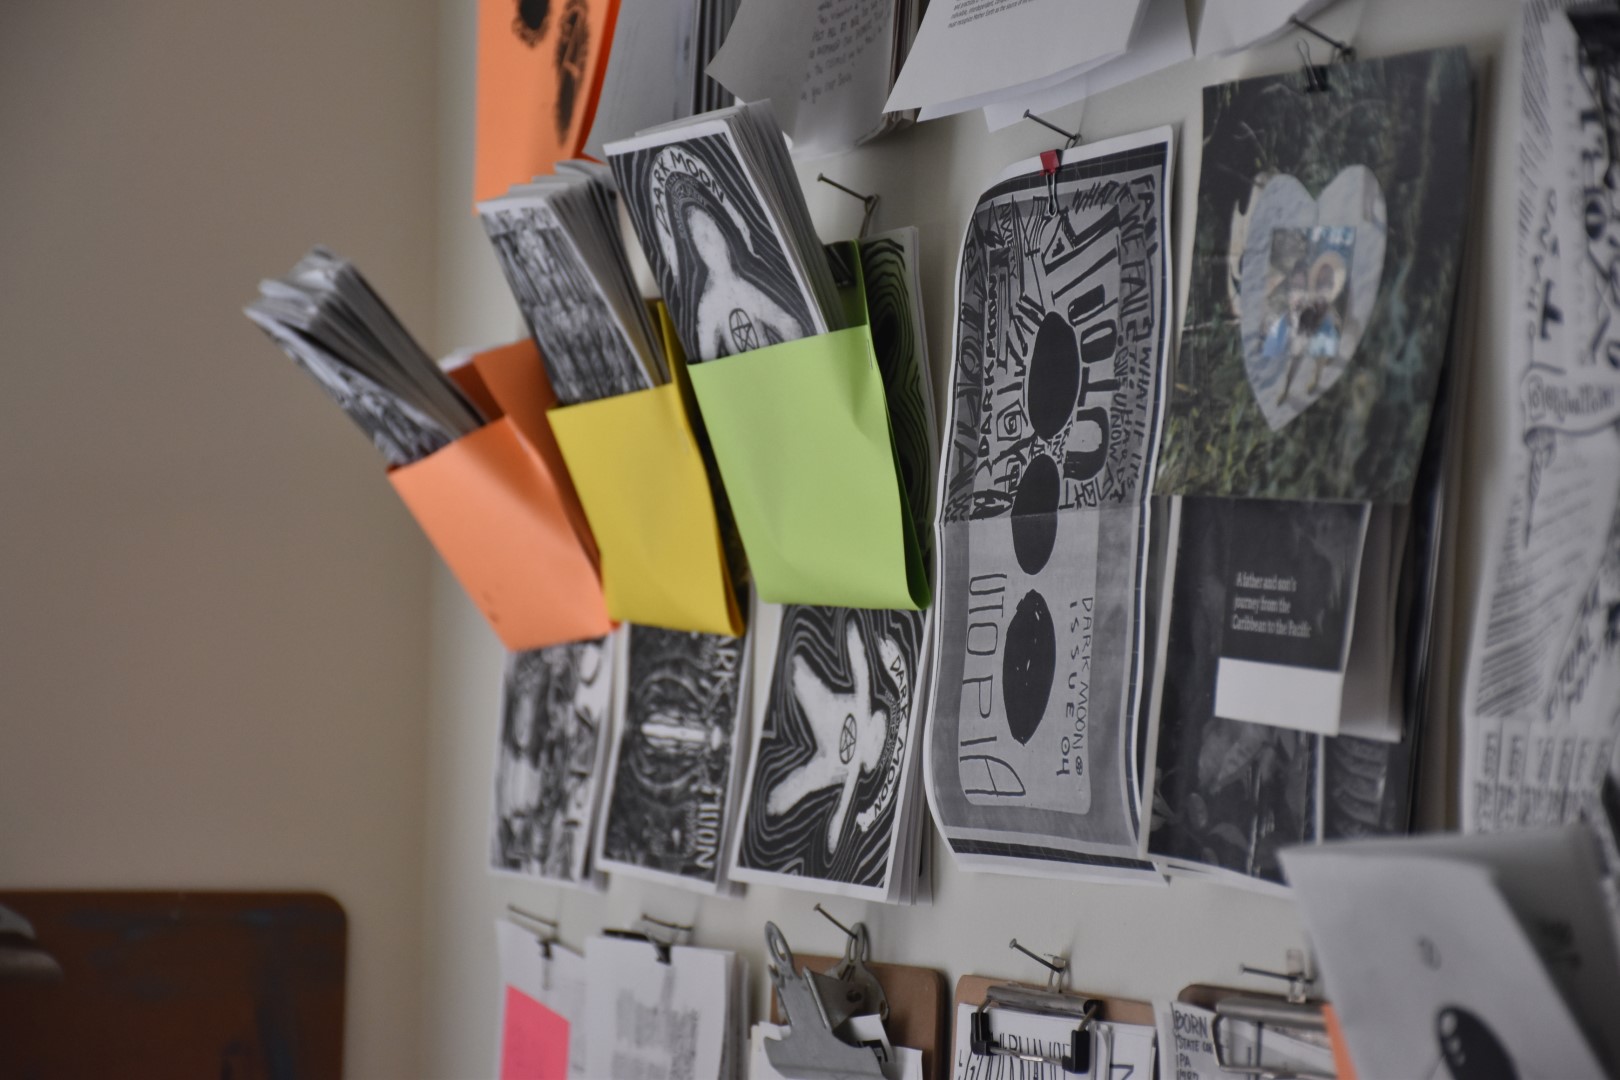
[1154,47,1472,504]
[922,127,1174,880]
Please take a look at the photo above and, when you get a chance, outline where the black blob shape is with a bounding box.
[1437,1006,1518,1080]
[1010,454,1060,574]
[1026,311,1080,440]
[1003,591,1056,745]
[517,0,551,35]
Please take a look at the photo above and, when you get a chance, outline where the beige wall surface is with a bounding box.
[0,3,440,1076]
[422,0,1521,1076]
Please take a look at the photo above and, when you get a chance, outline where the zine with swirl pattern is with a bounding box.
[730,602,929,900]
[859,228,938,559]
[594,624,752,892]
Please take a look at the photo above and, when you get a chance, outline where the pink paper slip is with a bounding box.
[500,985,569,1080]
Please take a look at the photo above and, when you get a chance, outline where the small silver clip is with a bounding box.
[1290,16,1352,93]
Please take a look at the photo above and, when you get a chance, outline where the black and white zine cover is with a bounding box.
[489,637,614,886]
[1155,47,1473,503]
[608,118,824,362]
[595,624,752,891]
[923,127,1174,878]
[479,196,654,405]
[731,602,929,899]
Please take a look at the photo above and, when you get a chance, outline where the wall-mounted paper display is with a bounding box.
[549,312,744,636]
[389,340,613,651]
[474,0,620,204]
[689,234,935,611]
[924,127,1175,882]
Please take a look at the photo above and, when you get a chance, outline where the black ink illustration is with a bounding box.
[612,131,819,362]
[1437,1006,1519,1080]
[512,0,551,47]
[480,199,650,405]
[600,626,748,885]
[927,134,1171,871]
[554,0,590,141]
[490,638,614,883]
[737,606,925,889]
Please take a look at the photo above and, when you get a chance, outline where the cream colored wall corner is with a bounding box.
[0,3,441,1075]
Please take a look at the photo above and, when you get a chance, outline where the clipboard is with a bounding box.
[952,942,1153,1077]
[771,953,947,1080]
[1173,951,1348,1080]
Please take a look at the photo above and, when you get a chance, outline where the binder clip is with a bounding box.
[505,904,560,961]
[816,174,880,240]
[1209,950,1335,1080]
[1289,17,1353,93]
[968,939,1100,1074]
[762,921,889,1079]
[603,914,694,965]
[1023,110,1082,218]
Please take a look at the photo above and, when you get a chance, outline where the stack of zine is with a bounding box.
[1144,49,1476,891]
[477,161,667,404]
[245,247,485,466]
[609,108,935,903]
[606,101,844,361]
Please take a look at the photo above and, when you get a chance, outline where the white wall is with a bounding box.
[0,3,441,1076]
[422,0,1523,1076]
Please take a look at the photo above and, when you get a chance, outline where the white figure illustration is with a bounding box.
[687,207,806,356]
[766,622,894,853]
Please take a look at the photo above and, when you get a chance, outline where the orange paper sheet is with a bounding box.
[475,0,620,204]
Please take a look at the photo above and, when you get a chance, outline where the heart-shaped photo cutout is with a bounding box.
[1237,167,1386,431]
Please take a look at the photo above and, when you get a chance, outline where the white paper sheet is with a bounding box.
[709,0,900,158]
[1195,0,1342,57]
[496,919,588,1077]
[981,0,1191,130]
[885,0,1145,115]
[583,936,738,1080]
[1281,827,1620,1079]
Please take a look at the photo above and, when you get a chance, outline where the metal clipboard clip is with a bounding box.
[762,920,889,1079]
[967,940,1101,1075]
[603,913,694,965]
[506,904,560,960]
[1210,952,1335,1080]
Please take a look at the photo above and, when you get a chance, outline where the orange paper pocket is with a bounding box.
[389,341,612,650]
